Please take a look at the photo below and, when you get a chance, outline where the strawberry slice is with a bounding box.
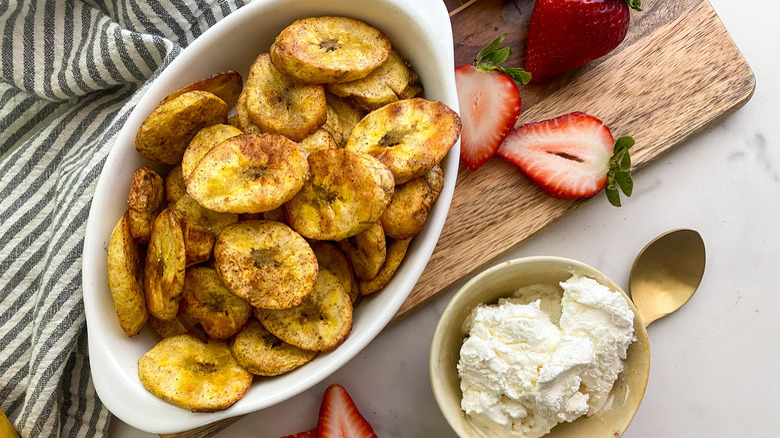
[316,384,377,438]
[525,0,642,83]
[455,34,530,171]
[280,429,318,438]
[497,112,634,206]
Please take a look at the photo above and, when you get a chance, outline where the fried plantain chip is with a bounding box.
[338,222,386,281]
[159,70,244,110]
[182,222,215,267]
[172,194,238,236]
[135,90,228,164]
[299,128,338,155]
[327,50,422,111]
[285,148,394,241]
[230,318,317,376]
[148,315,190,339]
[345,97,460,183]
[181,123,243,181]
[379,167,441,240]
[138,335,253,411]
[128,166,164,244]
[186,133,310,214]
[235,91,264,134]
[244,54,326,142]
[255,268,352,351]
[358,237,411,295]
[214,220,318,309]
[270,16,391,84]
[164,166,186,205]
[144,207,186,320]
[322,94,365,147]
[180,266,252,339]
[107,211,149,336]
[310,241,358,303]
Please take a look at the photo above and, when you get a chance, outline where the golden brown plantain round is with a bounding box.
[164,166,186,205]
[180,266,252,340]
[214,220,318,309]
[338,222,386,281]
[322,94,365,147]
[148,315,190,339]
[127,166,164,244]
[138,335,253,411]
[255,268,352,351]
[181,124,243,181]
[135,90,228,164]
[345,97,461,184]
[284,148,394,241]
[270,16,391,84]
[186,133,310,214]
[230,318,317,376]
[424,163,444,201]
[107,211,149,336]
[173,194,238,236]
[379,167,441,240]
[182,222,215,267]
[159,70,244,110]
[144,207,186,320]
[358,237,412,295]
[327,50,423,111]
[299,128,338,155]
[310,241,358,303]
[235,91,263,134]
[244,54,326,142]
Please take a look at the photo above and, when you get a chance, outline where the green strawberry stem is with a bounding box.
[605,136,634,207]
[625,0,642,11]
[474,34,532,85]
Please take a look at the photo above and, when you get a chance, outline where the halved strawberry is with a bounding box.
[455,34,531,171]
[280,429,318,438]
[497,112,633,206]
[316,384,377,438]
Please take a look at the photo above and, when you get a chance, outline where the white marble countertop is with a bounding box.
[112,1,780,436]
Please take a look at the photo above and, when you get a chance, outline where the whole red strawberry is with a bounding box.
[525,0,642,83]
[455,34,531,171]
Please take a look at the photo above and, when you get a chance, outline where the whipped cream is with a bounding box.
[457,275,635,438]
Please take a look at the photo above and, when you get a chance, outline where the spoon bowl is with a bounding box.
[629,229,706,326]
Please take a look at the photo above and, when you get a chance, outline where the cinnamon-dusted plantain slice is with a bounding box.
[186,133,310,214]
[135,90,228,164]
[379,164,443,240]
[235,91,263,134]
[173,194,238,236]
[255,268,352,351]
[359,237,412,296]
[148,315,190,339]
[299,128,338,155]
[323,94,365,147]
[338,222,386,281]
[159,70,244,109]
[230,318,317,376]
[164,166,186,205]
[182,222,215,267]
[327,50,423,111]
[285,148,394,241]
[107,211,149,336]
[214,220,318,309]
[144,207,186,320]
[310,241,358,303]
[244,54,326,142]
[127,166,164,244]
[180,266,252,340]
[181,124,243,180]
[138,335,253,411]
[270,16,391,84]
[345,97,461,184]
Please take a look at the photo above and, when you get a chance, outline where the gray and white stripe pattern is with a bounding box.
[0,1,246,436]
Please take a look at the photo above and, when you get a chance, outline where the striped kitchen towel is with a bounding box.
[0,1,247,436]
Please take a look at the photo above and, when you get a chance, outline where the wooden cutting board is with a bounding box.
[164,0,753,436]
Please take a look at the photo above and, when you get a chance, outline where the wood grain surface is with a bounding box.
[163,1,753,436]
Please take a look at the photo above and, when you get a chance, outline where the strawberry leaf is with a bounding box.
[625,0,642,11]
[474,33,532,84]
[605,136,635,206]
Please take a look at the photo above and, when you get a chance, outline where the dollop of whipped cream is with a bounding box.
[457,275,635,438]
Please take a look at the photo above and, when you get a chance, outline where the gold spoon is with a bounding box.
[629,229,706,326]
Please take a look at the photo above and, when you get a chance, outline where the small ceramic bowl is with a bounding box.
[430,256,651,438]
[81,0,458,434]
